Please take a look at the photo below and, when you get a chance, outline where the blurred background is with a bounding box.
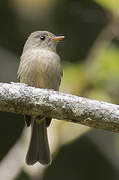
[0,0,119,179]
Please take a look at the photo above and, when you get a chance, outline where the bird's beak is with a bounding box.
[52,36,65,41]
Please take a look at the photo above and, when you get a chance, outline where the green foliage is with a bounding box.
[62,45,119,104]
[94,0,119,16]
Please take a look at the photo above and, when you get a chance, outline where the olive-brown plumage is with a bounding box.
[17,31,64,165]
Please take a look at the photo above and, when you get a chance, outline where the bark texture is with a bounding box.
[0,82,119,132]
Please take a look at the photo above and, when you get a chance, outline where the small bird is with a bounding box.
[17,31,64,165]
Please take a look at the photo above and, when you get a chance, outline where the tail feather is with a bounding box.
[26,119,51,165]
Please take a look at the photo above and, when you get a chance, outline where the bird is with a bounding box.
[17,31,64,165]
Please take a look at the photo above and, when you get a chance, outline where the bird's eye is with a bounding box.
[40,35,45,40]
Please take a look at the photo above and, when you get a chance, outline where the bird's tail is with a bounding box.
[26,119,51,165]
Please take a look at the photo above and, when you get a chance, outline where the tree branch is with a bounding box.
[0,82,119,132]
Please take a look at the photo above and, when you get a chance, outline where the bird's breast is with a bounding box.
[19,49,62,90]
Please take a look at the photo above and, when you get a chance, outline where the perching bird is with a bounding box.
[17,31,64,165]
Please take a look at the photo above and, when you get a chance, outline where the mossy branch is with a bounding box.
[0,82,119,132]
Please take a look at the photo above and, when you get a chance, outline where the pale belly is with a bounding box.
[19,49,62,91]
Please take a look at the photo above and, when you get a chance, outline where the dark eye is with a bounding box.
[40,35,45,40]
